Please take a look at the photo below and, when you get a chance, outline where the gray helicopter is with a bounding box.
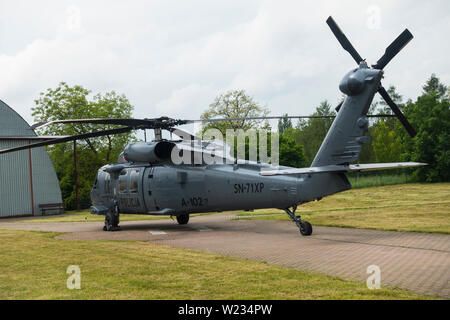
[0,17,425,235]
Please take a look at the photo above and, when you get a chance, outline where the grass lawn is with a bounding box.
[236,183,450,234]
[347,173,414,189]
[0,229,429,300]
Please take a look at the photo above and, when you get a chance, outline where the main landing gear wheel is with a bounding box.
[176,214,189,225]
[103,206,120,231]
[300,221,313,236]
[284,205,313,236]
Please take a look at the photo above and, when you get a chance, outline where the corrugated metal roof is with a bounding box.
[0,140,32,216]
[0,100,36,137]
[0,99,63,217]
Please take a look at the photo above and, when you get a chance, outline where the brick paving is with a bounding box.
[0,213,449,298]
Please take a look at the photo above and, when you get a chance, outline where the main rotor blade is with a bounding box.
[188,114,395,124]
[372,29,413,70]
[326,16,363,64]
[188,115,339,124]
[31,117,188,130]
[0,126,134,155]
[378,86,416,137]
[28,113,398,141]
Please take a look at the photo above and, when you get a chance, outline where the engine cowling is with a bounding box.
[123,141,175,164]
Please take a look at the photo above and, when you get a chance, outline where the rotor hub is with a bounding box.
[339,65,381,96]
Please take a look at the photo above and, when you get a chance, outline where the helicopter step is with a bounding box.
[284,205,312,236]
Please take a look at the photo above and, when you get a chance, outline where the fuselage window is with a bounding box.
[119,171,128,193]
[130,169,140,193]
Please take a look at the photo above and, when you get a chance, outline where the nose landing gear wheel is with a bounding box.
[176,214,189,225]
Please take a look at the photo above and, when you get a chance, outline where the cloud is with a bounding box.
[65,5,82,33]
[0,0,448,127]
[0,34,128,120]
[154,84,218,118]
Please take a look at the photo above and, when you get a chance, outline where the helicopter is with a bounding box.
[0,16,425,235]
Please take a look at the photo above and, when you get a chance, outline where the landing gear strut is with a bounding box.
[103,205,120,231]
[284,205,312,236]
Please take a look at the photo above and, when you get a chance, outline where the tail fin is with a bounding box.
[311,63,383,167]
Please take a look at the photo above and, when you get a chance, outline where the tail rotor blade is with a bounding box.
[378,86,416,137]
[372,29,413,70]
[326,16,363,64]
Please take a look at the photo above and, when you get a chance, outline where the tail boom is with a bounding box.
[312,63,383,167]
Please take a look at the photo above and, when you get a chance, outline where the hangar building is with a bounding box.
[0,99,63,217]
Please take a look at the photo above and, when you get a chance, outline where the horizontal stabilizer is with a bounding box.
[260,162,426,176]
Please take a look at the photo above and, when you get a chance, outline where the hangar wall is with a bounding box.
[0,99,63,217]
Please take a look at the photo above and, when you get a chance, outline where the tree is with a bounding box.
[372,120,402,162]
[400,75,450,182]
[32,82,135,209]
[423,73,447,98]
[291,100,335,165]
[365,85,404,163]
[375,85,404,116]
[32,83,134,163]
[231,129,306,168]
[200,90,270,135]
[279,129,306,168]
[278,113,292,134]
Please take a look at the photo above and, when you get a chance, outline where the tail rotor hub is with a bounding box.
[327,16,416,137]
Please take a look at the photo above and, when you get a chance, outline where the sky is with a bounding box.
[0,0,448,138]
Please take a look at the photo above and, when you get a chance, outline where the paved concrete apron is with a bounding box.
[1,214,449,298]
